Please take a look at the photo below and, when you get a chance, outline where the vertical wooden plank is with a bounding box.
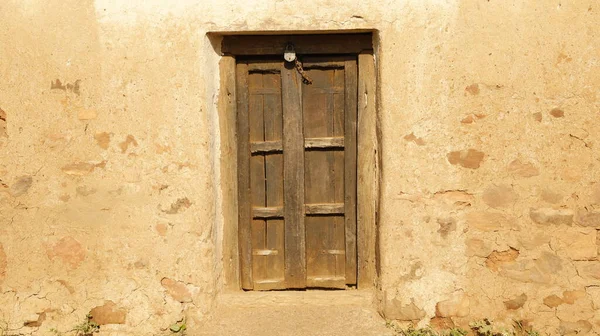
[218,55,240,290]
[344,59,358,285]
[248,73,268,287]
[303,69,333,283]
[332,68,347,282]
[263,73,285,287]
[282,63,306,288]
[236,62,253,289]
[357,52,377,288]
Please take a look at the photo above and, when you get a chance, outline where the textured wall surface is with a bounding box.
[0,0,599,335]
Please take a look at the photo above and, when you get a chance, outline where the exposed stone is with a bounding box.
[551,228,596,260]
[550,108,564,118]
[89,301,127,325]
[0,107,6,138]
[562,290,585,304]
[507,159,539,177]
[10,175,32,197]
[78,109,97,120]
[540,189,563,204]
[482,184,518,208]
[433,190,474,208]
[163,197,192,214]
[558,320,592,335]
[435,293,470,317]
[465,83,479,95]
[119,135,138,153]
[161,278,193,303]
[486,248,519,271]
[95,132,111,149]
[503,293,527,310]
[529,208,573,225]
[76,185,97,196]
[585,286,600,309]
[543,295,563,308]
[466,211,515,232]
[556,295,595,324]
[574,261,600,280]
[0,244,6,282]
[447,149,484,169]
[465,238,492,257]
[460,113,486,124]
[429,317,454,330]
[61,161,106,176]
[593,184,600,204]
[382,297,426,321]
[500,252,561,284]
[23,311,47,327]
[575,210,600,228]
[437,217,456,238]
[46,236,86,268]
[403,133,425,146]
[156,223,168,236]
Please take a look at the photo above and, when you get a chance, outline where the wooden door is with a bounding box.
[237,56,357,290]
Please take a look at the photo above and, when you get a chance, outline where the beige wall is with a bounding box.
[0,0,599,334]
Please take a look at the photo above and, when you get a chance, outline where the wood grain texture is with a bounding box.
[282,63,307,288]
[357,52,377,288]
[303,66,347,287]
[222,33,373,56]
[236,62,253,289]
[344,59,358,285]
[219,56,240,290]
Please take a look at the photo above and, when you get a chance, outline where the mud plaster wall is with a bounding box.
[0,0,599,335]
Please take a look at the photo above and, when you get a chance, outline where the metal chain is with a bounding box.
[294,59,313,85]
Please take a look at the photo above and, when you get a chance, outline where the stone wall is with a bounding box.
[0,0,598,335]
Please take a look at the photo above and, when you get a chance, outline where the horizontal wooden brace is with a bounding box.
[249,87,280,95]
[304,137,344,149]
[321,249,345,255]
[250,141,283,154]
[253,249,279,256]
[306,87,344,94]
[252,206,284,218]
[222,33,373,56]
[305,203,345,215]
[248,63,281,72]
[254,278,285,284]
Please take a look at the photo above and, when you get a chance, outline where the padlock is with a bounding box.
[284,44,296,62]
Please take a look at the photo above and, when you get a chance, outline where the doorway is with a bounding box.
[217,33,377,292]
[236,56,358,290]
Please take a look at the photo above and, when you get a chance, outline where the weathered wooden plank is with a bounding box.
[303,66,345,286]
[248,62,282,72]
[253,249,279,256]
[304,87,344,94]
[282,62,306,289]
[344,59,358,285]
[248,72,268,288]
[222,33,373,56]
[306,276,346,289]
[252,206,284,218]
[249,87,280,95]
[219,56,240,290]
[250,140,283,154]
[305,203,345,215]
[262,71,286,289]
[304,137,344,149]
[357,52,377,288]
[236,62,253,290]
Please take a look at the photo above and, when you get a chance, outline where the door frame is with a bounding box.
[217,33,379,291]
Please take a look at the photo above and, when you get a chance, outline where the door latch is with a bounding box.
[284,43,312,85]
